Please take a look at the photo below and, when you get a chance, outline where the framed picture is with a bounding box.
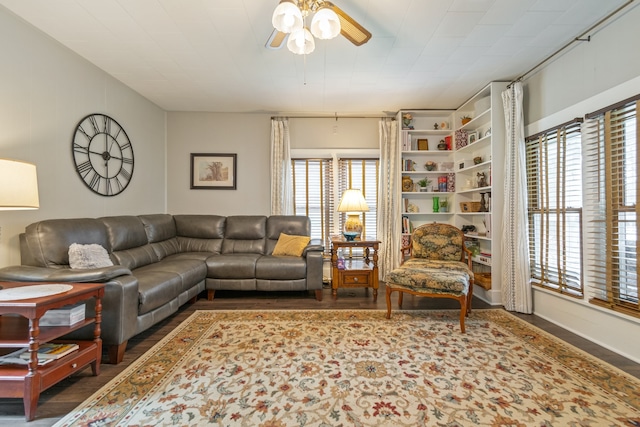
[190,153,237,190]
[467,131,479,145]
[417,138,429,150]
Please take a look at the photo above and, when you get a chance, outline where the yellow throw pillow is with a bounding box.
[272,233,311,257]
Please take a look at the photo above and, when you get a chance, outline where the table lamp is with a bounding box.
[0,158,40,210]
[337,188,369,241]
[0,158,39,289]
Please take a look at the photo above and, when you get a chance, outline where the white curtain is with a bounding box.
[377,118,400,280]
[270,118,293,215]
[501,82,532,313]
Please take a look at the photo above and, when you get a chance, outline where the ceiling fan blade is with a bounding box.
[327,2,371,46]
[265,28,288,49]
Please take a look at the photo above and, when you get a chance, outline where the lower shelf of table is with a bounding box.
[0,340,101,398]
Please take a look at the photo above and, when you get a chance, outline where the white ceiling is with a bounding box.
[0,0,631,115]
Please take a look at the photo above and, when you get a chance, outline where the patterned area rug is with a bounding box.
[55,309,640,426]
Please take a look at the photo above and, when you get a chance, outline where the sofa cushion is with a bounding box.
[68,243,114,269]
[139,214,176,243]
[256,256,307,280]
[174,215,225,254]
[222,216,266,254]
[100,216,148,251]
[150,256,207,293]
[23,218,109,267]
[174,215,226,239]
[132,267,182,314]
[272,233,310,257]
[266,216,311,254]
[206,254,261,279]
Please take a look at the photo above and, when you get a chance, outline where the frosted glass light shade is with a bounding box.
[272,0,303,33]
[287,27,315,55]
[310,7,341,39]
[0,159,39,210]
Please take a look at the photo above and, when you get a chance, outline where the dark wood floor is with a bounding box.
[2,283,639,426]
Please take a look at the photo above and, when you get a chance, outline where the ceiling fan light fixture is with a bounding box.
[272,0,303,33]
[287,27,315,55]
[310,7,340,39]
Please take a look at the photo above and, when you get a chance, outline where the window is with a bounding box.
[292,156,378,252]
[584,96,639,318]
[525,120,583,296]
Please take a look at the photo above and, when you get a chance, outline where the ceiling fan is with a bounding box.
[266,0,372,54]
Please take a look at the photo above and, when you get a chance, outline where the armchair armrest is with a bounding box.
[462,246,473,270]
[0,265,132,283]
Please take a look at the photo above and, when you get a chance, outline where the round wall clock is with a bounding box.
[72,113,134,196]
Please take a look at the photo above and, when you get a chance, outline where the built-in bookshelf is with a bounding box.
[397,82,507,304]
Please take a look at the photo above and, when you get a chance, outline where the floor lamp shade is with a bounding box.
[0,159,40,210]
[337,189,369,241]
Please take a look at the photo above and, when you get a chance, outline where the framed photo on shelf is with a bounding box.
[190,153,237,190]
[467,131,479,145]
[417,138,429,150]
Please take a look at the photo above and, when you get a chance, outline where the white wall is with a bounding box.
[0,7,166,267]
[523,4,640,363]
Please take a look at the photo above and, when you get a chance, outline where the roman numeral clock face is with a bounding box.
[72,114,134,196]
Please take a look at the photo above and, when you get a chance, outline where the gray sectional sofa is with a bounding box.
[0,214,323,364]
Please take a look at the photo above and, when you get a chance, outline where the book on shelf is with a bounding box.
[40,303,85,326]
[19,343,79,361]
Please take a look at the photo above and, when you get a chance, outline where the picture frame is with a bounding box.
[190,153,237,190]
[467,131,479,145]
[417,138,429,150]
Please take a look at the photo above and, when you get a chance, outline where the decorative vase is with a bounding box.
[479,192,488,212]
[438,140,447,150]
[432,196,439,213]
[402,118,413,129]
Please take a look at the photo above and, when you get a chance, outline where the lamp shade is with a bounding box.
[272,0,303,33]
[310,7,341,39]
[287,27,315,55]
[0,158,39,210]
[337,189,369,213]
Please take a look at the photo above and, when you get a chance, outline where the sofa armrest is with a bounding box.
[0,265,132,283]
[302,239,324,257]
[59,274,140,349]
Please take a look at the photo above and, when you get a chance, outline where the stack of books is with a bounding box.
[40,303,85,326]
[19,343,80,365]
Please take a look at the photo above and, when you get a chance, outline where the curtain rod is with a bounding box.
[507,0,636,89]
[271,115,392,120]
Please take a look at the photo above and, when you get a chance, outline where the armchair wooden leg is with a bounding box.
[398,290,404,308]
[458,294,467,333]
[385,286,393,319]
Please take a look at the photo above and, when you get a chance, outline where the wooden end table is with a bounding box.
[0,281,104,421]
[331,237,381,301]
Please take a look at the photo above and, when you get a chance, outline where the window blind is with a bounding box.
[292,157,379,253]
[584,98,639,317]
[337,158,379,240]
[525,120,583,296]
[292,158,334,251]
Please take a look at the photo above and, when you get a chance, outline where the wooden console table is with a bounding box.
[0,281,104,421]
[331,237,380,301]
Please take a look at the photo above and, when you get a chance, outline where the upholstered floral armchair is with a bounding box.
[384,223,474,332]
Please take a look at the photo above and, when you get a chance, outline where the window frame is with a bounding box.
[525,119,584,297]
